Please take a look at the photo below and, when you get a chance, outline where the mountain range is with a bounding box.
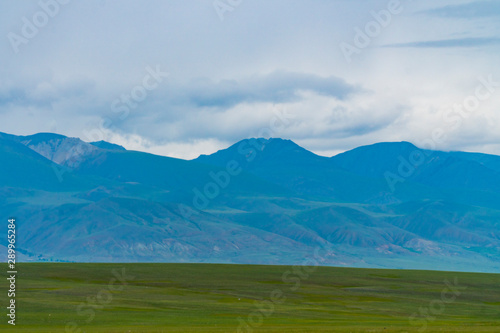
[1,132,499,273]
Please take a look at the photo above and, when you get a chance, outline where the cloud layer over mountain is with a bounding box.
[1,1,500,158]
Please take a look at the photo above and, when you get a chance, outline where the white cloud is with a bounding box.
[0,0,499,158]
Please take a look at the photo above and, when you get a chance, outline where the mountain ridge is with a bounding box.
[1,131,499,273]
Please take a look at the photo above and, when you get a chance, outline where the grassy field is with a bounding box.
[1,263,499,332]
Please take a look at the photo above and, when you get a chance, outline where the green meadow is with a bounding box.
[1,263,499,332]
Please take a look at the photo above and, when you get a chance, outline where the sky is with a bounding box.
[1,0,500,159]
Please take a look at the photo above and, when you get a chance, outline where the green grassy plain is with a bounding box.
[1,263,499,332]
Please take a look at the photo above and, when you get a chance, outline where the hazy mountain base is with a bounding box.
[1,133,499,272]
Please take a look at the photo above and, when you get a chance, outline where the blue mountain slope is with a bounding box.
[1,131,500,272]
[0,137,95,191]
[90,140,126,151]
[16,132,68,145]
[0,132,67,145]
[332,142,500,194]
[195,139,462,205]
[331,141,419,177]
[195,138,394,202]
[5,195,316,263]
[196,138,329,170]
[449,151,500,173]
[74,148,292,202]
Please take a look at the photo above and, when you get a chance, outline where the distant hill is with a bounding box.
[331,141,500,193]
[0,135,98,191]
[1,131,499,272]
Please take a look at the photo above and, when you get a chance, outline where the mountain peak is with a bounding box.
[1,132,98,168]
[0,131,68,144]
[21,132,68,145]
[331,141,423,178]
[355,141,418,151]
[90,140,126,151]
[0,132,129,167]
[195,137,327,170]
[237,137,303,152]
[333,141,419,159]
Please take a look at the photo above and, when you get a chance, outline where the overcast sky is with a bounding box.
[1,0,500,159]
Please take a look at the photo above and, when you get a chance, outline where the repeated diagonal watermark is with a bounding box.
[236,238,335,333]
[385,74,499,192]
[339,0,413,64]
[51,65,168,182]
[213,0,243,21]
[409,277,467,332]
[65,267,135,333]
[178,105,296,221]
[7,0,71,54]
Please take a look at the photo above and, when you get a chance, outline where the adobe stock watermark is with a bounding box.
[409,277,467,332]
[109,65,169,121]
[213,0,243,21]
[52,65,168,182]
[65,267,135,333]
[237,239,335,333]
[178,106,296,221]
[385,74,499,192]
[339,0,410,64]
[7,0,71,54]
